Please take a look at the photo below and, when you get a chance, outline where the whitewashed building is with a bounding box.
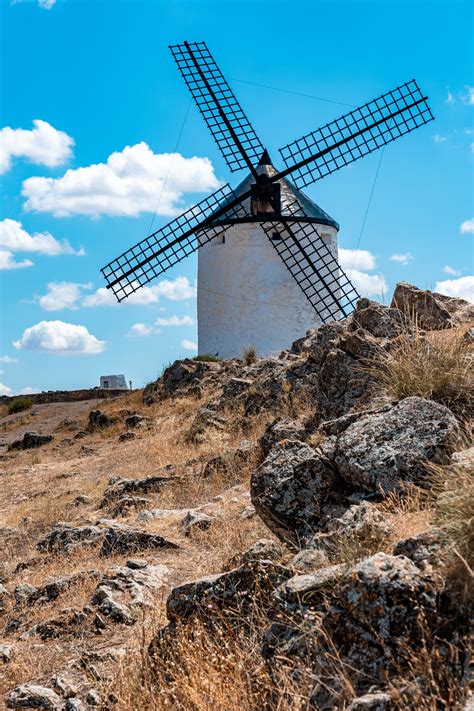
[99,374,128,390]
[197,152,339,359]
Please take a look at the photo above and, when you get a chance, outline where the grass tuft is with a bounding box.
[7,397,33,415]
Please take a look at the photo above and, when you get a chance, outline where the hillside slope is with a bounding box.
[0,282,472,710]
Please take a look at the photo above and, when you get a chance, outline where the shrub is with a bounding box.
[7,397,33,415]
[366,325,473,420]
[242,344,258,365]
[193,354,221,362]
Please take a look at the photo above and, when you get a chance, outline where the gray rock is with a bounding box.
[251,440,336,546]
[118,430,136,443]
[328,501,393,545]
[241,504,256,519]
[348,692,393,710]
[9,432,53,451]
[166,560,291,624]
[85,690,100,706]
[220,377,253,402]
[87,410,112,431]
[260,418,308,457]
[64,700,86,711]
[37,523,104,554]
[350,297,412,339]
[462,327,474,344]
[51,675,78,699]
[6,683,62,709]
[240,538,283,564]
[391,281,474,329]
[99,521,179,556]
[92,562,169,625]
[181,511,213,536]
[124,413,148,428]
[392,528,446,570]
[0,643,12,663]
[274,564,344,608]
[334,397,462,493]
[101,474,174,505]
[290,547,329,572]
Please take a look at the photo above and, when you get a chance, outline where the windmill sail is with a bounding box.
[277,80,434,189]
[261,200,360,322]
[169,41,264,173]
[101,184,248,302]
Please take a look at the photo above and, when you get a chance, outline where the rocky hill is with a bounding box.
[0,282,472,710]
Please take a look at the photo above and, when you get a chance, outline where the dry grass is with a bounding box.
[366,321,473,420]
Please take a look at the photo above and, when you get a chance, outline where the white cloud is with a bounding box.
[128,323,153,337]
[390,252,414,265]
[83,276,196,307]
[0,251,33,270]
[181,339,198,351]
[346,269,388,298]
[445,90,454,104]
[461,87,474,106]
[38,281,91,311]
[38,0,56,8]
[22,142,221,218]
[0,356,18,364]
[18,386,40,395]
[460,218,474,234]
[434,276,474,303]
[0,219,84,257]
[0,383,13,396]
[0,120,73,174]
[338,248,375,271]
[13,320,105,355]
[433,134,447,143]
[155,315,193,327]
[442,265,461,276]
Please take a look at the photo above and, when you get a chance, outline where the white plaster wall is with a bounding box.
[197,221,339,359]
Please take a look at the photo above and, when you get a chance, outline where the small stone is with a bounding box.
[290,547,329,572]
[118,431,136,443]
[88,410,112,431]
[240,538,283,564]
[182,511,213,536]
[9,432,53,451]
[126,559,148,569]
[85,689,100,706]
[0,643,12,663]
[241,504,256,519]
[51,674,78,699]
[348,691,393,710]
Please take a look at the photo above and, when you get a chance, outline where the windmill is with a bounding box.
[101,41,433,358]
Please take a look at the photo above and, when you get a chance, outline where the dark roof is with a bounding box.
[210,152,339,230]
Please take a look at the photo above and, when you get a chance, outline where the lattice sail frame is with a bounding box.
[278,80,434,189]
[261,200,360,322]
[169,41,264,172]
[101,185,248,302]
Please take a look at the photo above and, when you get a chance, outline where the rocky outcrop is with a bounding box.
[100,473,175,506]
[6,683,62,709]
[87,410,112,431]
[391,281,474,329]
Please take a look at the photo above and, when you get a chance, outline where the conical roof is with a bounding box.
[211,151,339,230]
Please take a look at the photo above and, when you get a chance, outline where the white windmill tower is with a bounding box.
[101,42,433,358]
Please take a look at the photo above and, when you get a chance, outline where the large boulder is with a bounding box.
[9,432,53,450]
[334,397,462,493]
[391,281,474,329]
[37,522,104,554]
[6,683,62,709]
[251,440,336,547]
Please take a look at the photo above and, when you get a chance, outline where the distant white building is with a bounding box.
[100,374,128,390]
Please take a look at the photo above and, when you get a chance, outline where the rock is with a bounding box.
[143,359,222,403]
[99,521,179,556]
[322,553,437,685]
[111,496,152,516]
[85,690,100,706]
[118,431,136,443]
[87,410,112,431]
[9,432,53,451]
[33,608,87,640]
[0,643,12,663]
[165,560,291,625]
[220,377,253,402]
[350,297,412,339]
[328,501,393,548]
[334,397,462,493]
[64,700,86,711]
[101,474,174,505]
[260,418,308,457]
[73,495,91,506]
[240,538,283,564]
[241,504,256,519]
[92,561,169,624]
[251,440,336,546]
[73,431,87,440]
[185,407,227,444]
[37,523,104,554]
[348,692,393,710]
[124,414,148,429]
[392,528,446,570]
[6,683,62,709]
[391,281,474,329]
[181,511,213,536]
[274,564,344,609]
[51,675,78,699]
[290,547,329,572]
[463,327,474,344]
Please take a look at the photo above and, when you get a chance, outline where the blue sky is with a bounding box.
[0,0,472,394]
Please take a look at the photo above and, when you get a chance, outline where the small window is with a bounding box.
[271,232,282,241]
[214,232,225,245]
[103,380,109,389]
